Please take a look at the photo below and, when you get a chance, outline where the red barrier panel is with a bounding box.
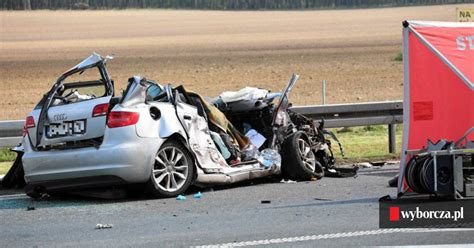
[398,21,474,195]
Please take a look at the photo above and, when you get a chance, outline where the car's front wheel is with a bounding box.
[282,131,324,180]
[146,140,194,198]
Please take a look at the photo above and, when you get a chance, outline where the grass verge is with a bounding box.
[330,125,402,165]
[0,161,13,175]
[0,148,17,175]
[0,148,16,162]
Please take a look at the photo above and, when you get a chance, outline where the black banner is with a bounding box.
[380,198,474,228]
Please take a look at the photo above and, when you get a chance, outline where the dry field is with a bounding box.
[0,4,470,120]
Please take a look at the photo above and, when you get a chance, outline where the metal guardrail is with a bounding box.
[292,101,403,153]
[0,120,23,138]
[0,120,24,148]
[291,101,403,128]
[0,100,403,152]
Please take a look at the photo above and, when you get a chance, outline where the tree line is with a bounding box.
[1,0,469,10]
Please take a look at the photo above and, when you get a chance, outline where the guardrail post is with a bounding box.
[388,124,396,153]
[321,80,326,105]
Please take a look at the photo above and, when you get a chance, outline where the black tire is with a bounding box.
[1,152,25,189]
[405,156,428,194]
[405,157,417,191]
[281,131,324,180]
[145,139,195,198]
[420,157,435,194]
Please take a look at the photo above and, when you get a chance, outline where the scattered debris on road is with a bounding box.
[388,174,398,188]
[26,199,36,211]
[325,166,359,178]
[355,162,372,168]
[176,195,186,201]
[280,179,297,184]
[261,200,271,204]
[371,160,399,167]
[95,224,113,229]
[314,198,332,201]
[193,192,202,199]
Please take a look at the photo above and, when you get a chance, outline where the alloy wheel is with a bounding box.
[297,138,316,172]
[153,146,189,192]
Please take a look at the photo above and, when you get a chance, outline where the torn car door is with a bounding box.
[170,86,227,170]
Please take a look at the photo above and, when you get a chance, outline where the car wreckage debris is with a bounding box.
[325,166,359,178]
[27,200,36,211]
[95,224,113,229]
[176,195,187,201]
[314,198,332,201]
[354,162,373,168]
[257,148,282,168]
[388,174,398,188]
[193,192,202,199]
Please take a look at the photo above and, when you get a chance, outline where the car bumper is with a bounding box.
[22,131,162,186]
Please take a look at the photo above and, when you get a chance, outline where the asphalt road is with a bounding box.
[1,164,473,247]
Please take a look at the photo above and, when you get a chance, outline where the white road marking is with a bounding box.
[194,228,474,248]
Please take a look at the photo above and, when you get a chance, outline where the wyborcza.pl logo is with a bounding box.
[380,199,474,228]
[389,206,464,222]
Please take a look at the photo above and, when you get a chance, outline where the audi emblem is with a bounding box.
[53,113,67,121]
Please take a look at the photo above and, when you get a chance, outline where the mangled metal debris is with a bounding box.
[280,179,297,184]
[176,195,186,201]
[95,224,113,229]
[193,192,202,199]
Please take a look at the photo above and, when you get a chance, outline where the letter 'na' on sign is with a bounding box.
[457,8,474,22]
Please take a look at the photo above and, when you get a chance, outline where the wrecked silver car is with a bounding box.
[4,53,343,198]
